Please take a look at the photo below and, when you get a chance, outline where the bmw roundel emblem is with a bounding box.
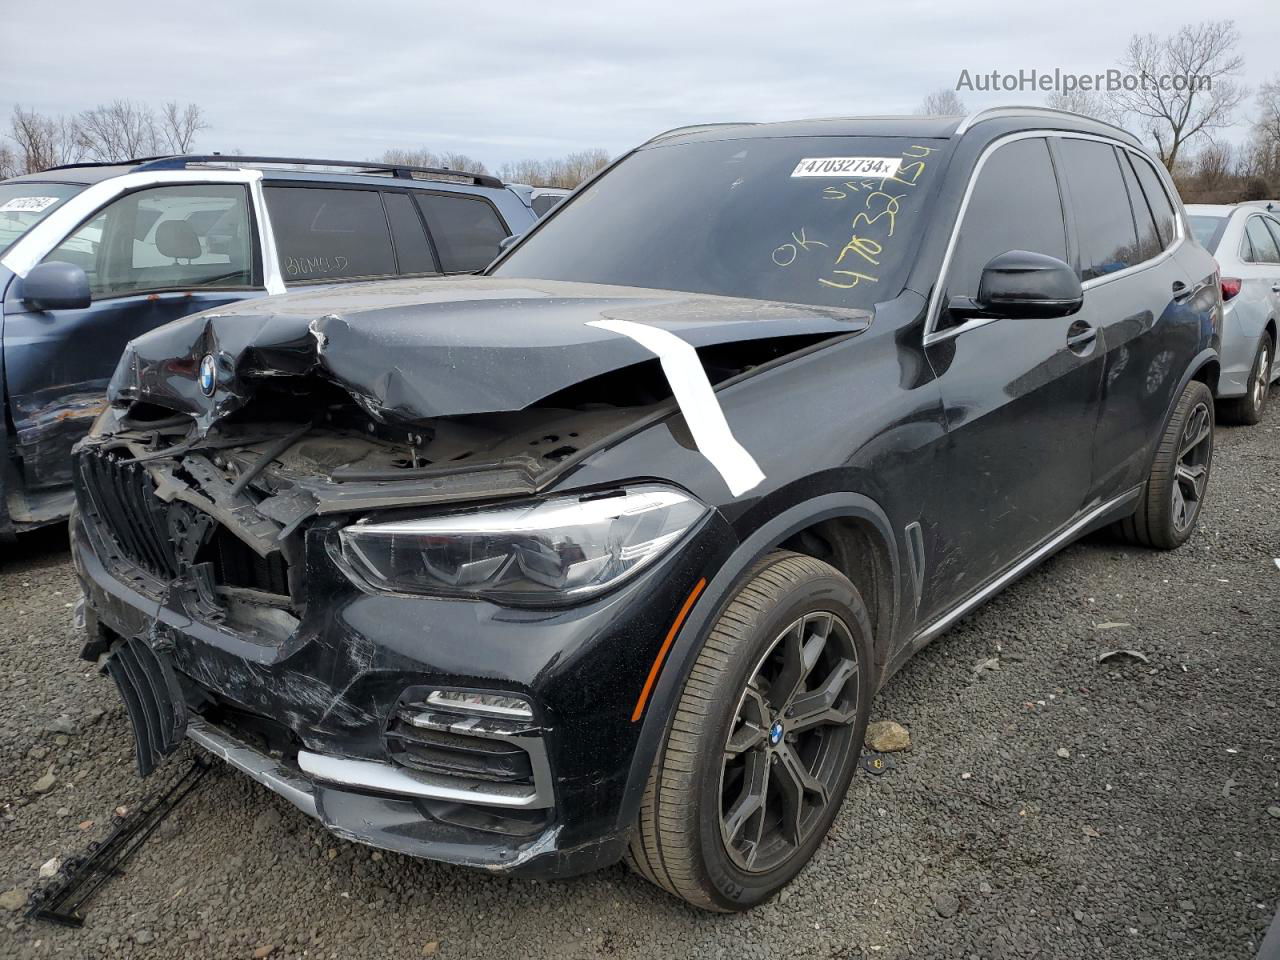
[198,354,217,397]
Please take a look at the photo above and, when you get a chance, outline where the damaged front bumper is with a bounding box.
[71,486,731,879]
[184,717,581,875]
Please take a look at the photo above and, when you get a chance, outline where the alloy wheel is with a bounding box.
[1172,400,1212,533]
[718,611,860,874]
[1253,342,1272,412]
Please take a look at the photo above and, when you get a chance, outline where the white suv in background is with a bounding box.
[1186,203,1280,424]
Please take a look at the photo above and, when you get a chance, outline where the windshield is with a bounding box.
[492,136,949,309]
[1187,214,1227,253]
[0,182,85,256]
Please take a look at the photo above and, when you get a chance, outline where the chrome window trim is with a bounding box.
[924,130,1185,347]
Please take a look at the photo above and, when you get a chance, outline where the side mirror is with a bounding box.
[498,233,521,252]
[949,250,1083,320]
[22,261,91,311]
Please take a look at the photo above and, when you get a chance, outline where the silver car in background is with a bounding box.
[1186,203,1280,424]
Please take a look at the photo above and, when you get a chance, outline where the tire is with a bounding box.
[625,550,874,911]
[1115,379,1215,549]
[1219,333,1274,426]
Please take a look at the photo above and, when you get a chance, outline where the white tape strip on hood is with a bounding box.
[587,317,764,497]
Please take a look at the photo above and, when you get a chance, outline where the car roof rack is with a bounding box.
[47,154,505,188]
[954,105,1140,145]
[643,122,760,145]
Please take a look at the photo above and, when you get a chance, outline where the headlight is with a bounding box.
[339,484,707,604]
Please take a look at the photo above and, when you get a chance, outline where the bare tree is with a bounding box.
[0,143,18,180]
[159,101,207,153]
[1251,76,1280,184]
[8,105,86,173]
[1193,140,1236,194]
[497,157,547,184]
[1044,89,1122,125]
[915,88,967,116]
[497,149,610,188]
[436,151,488,173]
[380,147,441,167]
[76,99,207,161]
[377,148,488,174]
[77,99,162,161]
[1109,20,1247,170]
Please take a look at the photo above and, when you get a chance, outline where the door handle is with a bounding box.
[1066,319,1097,353]
[1171,280,1196,303]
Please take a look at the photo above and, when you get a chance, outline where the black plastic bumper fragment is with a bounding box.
[103,635,188,777]
[27,758,211,927]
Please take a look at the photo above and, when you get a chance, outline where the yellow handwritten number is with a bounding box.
[818,270,878,289]
[835,235,882,267]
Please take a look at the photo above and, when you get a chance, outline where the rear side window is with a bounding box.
[946,137,1067,302]
[1244,216,1280,264]
[1265,217,1280,255]
[415,193,508,273]
[42,183,253,299]
[1127,153,1178,248]
[1118,155,1162,263]
[383,192,437,275]
[265,186,395,282]
[1057,139,1139,281]
[1187,215,1227,252]
[531,194,564,217]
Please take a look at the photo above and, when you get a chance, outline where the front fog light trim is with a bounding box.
[421,689,534,720]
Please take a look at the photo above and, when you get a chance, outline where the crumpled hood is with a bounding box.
[108,276,870,433]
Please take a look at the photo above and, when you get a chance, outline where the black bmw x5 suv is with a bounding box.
[70,107,1221,911]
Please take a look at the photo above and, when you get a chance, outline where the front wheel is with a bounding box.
[1116,379,1215,549]
[626,551,873,911]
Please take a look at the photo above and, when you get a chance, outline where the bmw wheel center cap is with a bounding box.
[769,721,784,745]
[198,354,217,397]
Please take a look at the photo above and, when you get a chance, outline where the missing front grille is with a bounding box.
[194,526,290,597]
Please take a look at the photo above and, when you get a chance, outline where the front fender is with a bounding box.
[614,490,903,836]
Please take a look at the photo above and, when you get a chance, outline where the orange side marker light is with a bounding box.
[630,577,707,723]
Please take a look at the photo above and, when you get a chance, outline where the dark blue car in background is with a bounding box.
[0,155,546,539]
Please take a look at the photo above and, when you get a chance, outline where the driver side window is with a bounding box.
[42,184,254,300]
[945,138,1068,309]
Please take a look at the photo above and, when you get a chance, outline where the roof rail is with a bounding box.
[47,154,504,188]
[131,155,505,188]
[45,155,172,171]
[954,105,1140,145]
[642,122,759,145]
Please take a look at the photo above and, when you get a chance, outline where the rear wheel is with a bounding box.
[1220,334,1273,426]
[1115,379,1214,549]
[626,551,873,911]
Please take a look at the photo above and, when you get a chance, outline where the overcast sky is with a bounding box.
[3,0,1275,169]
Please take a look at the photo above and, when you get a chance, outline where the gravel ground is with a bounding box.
[1,406,1277,960]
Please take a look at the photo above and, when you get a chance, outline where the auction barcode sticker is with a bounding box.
[790,157,902,178]
[0,196,61,213]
